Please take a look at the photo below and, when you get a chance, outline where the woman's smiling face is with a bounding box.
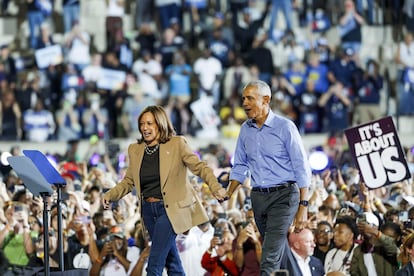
[139,112,160,146]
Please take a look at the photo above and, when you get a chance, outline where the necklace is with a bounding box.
[145,144,159,155]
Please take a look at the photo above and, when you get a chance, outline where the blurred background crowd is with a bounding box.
[0,0,414,275]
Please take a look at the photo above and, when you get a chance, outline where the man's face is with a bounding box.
[315,224,333,246]
[296,230,316,257]
[333,223,354,249]
[242,85,268,121]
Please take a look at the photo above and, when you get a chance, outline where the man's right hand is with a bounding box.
[226,180,240,199]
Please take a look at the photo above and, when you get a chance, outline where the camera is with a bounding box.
[399,211,408,222]
[103,235,114,243]
[240,221,250,228]
[214,227,223,239]
[14,204,24,212]
[79,215,91,224]
[356,213,366,224]
[403,220,414,230]
[243,197,252,212]
[214,227,223,244]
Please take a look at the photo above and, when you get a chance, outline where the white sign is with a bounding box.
[97,69,126,91]
[35,45,63,69]
[190,95,220,138]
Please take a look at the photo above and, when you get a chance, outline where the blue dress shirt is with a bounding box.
[230,110,311,189]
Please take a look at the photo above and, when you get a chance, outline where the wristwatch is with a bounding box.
[299,200,309,207]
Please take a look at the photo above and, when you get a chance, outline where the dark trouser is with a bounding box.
[251,184,299,276]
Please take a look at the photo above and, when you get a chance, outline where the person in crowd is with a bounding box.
[105,0,124,50]
[23,98,56,142]
[319,48,356,133]
[350,212,399,275]
[296,79,322,134]
[155,0,182,31]
[121,78,155,139]
[26,0,49,49]
[324,216,358,275]
[193,47,223,107]
[0,44,17,89]
[64,203,99,270]
[0,90,22,140]
[222,55,252,107]
[102,105,228,275]
[90,224,137,275]
[156,27,187,70]
[396,232,414,275]
[233,220,261,275]
[201,228,240,275]
[0,202,34,266]
[232,6,268,57]
[206,11,234,48]
[62,0,80,34]
[268,0,294,36]
[247,30,274,86]
[207,26,233,69]
[286,228,325,276]
[82,93,109,139]
[338,0,364,54]
[55,99,81,141]
[82,53,104,86]
[226,80,311,275]
[305,52,330,95]
[395,31,414,116]
[314,221,334,264]
[135,22,158,56]
[352,59,383,125]
[135,0,153,28]
[35,22,54,50]
[64,20,91,74]
[175,222,213,275]
[132,49,163,102]
[164,51,192,135]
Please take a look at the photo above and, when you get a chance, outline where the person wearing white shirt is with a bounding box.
[288,228,325,276]
[193,48,223,106]
[324,216,358,276]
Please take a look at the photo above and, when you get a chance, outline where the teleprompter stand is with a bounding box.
[7,155,54,276]
[22,150,67,272]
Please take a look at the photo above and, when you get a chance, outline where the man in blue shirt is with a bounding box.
[227,80,311,275]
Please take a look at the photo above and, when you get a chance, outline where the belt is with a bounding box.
[144,197,162,203]
[251,181,295,193]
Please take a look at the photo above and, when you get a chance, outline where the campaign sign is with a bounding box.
[344,116,410,189]
[97,69,126,91]
[35,45,63,69]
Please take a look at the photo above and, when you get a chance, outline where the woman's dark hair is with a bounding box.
[137,105,176,144]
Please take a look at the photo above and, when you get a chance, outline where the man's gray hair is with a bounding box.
[243,80,272,98]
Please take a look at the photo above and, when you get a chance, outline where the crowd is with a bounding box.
[0,0,414,143]
[0,0,414,275]
[0,126,414,275]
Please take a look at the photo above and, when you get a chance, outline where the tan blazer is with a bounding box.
[103,136,223,234]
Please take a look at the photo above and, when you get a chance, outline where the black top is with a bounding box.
[140,145,162,199]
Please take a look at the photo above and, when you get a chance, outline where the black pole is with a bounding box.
[42,193,50,276]
[57,185,64,271]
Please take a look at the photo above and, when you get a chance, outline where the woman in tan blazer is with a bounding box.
[102,105,227,275]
